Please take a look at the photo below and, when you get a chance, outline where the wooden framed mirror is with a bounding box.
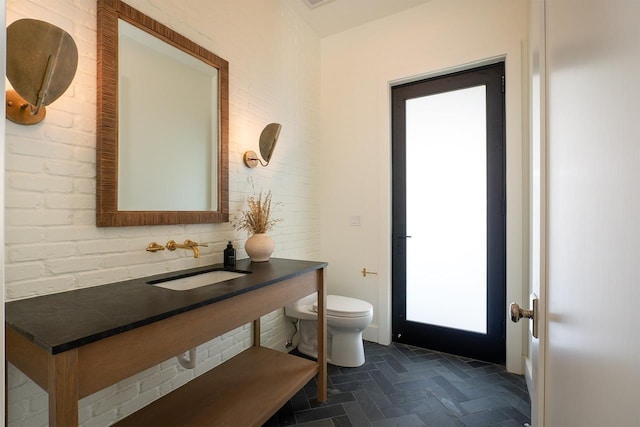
[96,0,229,226]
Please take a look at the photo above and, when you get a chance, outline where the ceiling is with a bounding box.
[287,0,432,38]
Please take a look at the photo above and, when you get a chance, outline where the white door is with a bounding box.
[545,0,640,425]
[525,0,546,425]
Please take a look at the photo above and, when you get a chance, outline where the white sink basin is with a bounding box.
[150,270,247,291]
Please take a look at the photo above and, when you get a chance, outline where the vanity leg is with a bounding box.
[316,268,327,402]
[5,358,8,427]
[48,349,79,426]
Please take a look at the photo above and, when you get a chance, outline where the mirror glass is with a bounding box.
[118,20,217,211]
[97,0,229,226]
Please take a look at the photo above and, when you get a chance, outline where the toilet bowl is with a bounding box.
[285,293,373,367]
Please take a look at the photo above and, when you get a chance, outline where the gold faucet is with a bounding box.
[146,242,165,252]
[165,239,208,258]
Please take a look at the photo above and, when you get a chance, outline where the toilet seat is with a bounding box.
[312,295,373,318]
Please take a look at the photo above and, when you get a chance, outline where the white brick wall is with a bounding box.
[5,0,321,425]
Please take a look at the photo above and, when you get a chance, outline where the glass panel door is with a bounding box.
[391,62,506,363]
[405,86,487,334]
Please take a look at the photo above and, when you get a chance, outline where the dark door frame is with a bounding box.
[391,62,507,363]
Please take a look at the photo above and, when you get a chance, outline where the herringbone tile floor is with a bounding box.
[264,341,531,427]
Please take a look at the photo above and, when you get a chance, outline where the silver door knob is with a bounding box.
[509,302,534,323]
[509,299,539,339]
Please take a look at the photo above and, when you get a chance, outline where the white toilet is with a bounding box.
[285,293,373,367]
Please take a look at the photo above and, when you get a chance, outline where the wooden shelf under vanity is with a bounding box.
[115,346,317,426]
[6,259,327,426]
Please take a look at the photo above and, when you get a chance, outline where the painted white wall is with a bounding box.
[319,0,529,373]
[5,0,320,425]
[545,0,640,424]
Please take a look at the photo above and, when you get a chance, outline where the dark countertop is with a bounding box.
[5,258,327,355]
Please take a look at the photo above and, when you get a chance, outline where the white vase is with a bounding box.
[245,233,275,262]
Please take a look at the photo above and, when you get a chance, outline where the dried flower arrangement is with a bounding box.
[232,190,283,235]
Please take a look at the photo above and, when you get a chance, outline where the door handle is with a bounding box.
[509,302,533,322]
[509,298,539,338]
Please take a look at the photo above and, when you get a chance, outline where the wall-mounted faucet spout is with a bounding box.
[165,239,208,258]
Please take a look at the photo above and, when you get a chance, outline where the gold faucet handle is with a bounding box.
[184,239,208,247]
[146,242,165,252]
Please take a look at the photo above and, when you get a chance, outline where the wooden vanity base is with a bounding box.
[6,266,327,426]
